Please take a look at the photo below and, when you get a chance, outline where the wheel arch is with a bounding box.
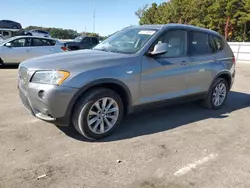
[66,78,132,123]
[209,71,232,92]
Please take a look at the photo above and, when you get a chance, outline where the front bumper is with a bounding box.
[18,81,78,125]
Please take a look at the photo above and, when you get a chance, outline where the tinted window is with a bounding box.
[154,30,187,58]
[189,32,214,55]
[83,37,91,44]
[213,36,224,51]
[32,38,56,46]
[91,38,99,44]
[37,30,48,34]
[9,38,28,47]
[3,31,10,36]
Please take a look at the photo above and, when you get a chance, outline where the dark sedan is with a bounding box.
[0,20,22,29]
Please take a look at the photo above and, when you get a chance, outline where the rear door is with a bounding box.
[2,37,31,63]
[187,31,216,94]
[29,38,57,59]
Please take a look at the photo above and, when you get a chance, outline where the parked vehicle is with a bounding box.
[24,30,51,38]
[65,36,99,50]
[0,28,21,39]
[0,20,22,29]
[0,36,67,66]
[18,24,235,140]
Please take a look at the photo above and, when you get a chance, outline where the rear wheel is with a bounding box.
[203,78,229,109]
[72,88,124,140]
[0,58,4,68]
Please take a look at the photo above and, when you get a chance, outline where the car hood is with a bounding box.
[20,49,132,72]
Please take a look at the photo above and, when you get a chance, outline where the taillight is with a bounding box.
[232,56,236,64]
[61,46,68,51]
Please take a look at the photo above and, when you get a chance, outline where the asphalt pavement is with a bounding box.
[1,63,250,188]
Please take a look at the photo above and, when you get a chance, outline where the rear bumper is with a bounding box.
[230,69,236,89]
[18,82,78,126]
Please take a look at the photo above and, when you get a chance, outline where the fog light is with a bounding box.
[38,90,45,99]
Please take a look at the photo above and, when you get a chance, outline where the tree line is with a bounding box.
[25,26,108,41]
[135,0,250,42]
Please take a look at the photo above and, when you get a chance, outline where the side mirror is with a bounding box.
[5,43,12,47]
[150,43,169,56]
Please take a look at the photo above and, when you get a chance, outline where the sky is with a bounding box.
[2,0,165,36]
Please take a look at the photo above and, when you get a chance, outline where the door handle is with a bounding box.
[26,49,30,52]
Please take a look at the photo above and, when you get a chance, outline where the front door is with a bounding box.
[140,29,189,104]
[82,37,92,49]
[2,37,30,63]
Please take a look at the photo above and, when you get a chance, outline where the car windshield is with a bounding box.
[74,36,84,42]
[93,27,158,54]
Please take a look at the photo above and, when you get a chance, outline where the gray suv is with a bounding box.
[18,24,235,140]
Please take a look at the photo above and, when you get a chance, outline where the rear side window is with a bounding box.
[212,36,224,51]
[32,38,56,46]
[189,32,214,56]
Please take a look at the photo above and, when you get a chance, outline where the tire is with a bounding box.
[0,58,4,68]
[72,88,124,140]
[203,78,229,109]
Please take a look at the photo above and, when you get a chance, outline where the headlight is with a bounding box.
[31,71,70,85]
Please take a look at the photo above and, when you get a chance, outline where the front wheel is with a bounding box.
[72,88,124,140]
[203,78,229,109]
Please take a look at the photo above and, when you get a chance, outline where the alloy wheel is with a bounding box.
[212,83,227,107]
[87,97,119,134]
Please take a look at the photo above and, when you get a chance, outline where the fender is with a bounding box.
[64,78,132,123]
[207,71,232,94]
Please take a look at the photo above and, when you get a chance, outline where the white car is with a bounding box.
[0,36,67,66]
[25,29,51,38]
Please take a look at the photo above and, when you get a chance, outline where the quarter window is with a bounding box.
[213,36,224,51]
[189,32,214,55]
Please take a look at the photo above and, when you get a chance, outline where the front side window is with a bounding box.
[153,30,187,58]
[9,38,27,47]
[74,36,83,42]
[189,32,214,56]
[3,31,10,36]
[83,37,91,44]
[91,38,99,44]
[93,27,158,54]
